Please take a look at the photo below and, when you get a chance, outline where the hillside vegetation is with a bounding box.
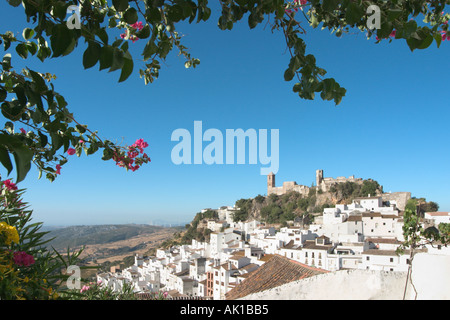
[42,224,172,250]
[234,179,383,224]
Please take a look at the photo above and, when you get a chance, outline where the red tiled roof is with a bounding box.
[426,212,450,216]
[225,255,328,300]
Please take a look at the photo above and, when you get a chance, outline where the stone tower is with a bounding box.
[316,169,323,186]
[267,172,275,193]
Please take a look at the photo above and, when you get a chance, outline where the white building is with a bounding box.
[424,212,450,225]
[360,249,411,272]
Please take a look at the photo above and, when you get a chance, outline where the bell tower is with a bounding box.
[316,169,323,186]
[267,172,275,194]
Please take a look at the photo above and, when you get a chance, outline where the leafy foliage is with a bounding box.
[329,180,381,199]
[1,0,449,182]
[0,183,86,299]
[1,0,448,300]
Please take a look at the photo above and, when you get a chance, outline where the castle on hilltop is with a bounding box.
[267,170,411,211]
[267,169,364,196]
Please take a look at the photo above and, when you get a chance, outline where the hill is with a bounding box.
[41,224,183,266]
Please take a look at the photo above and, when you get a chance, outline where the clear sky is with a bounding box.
[1,2,449,226]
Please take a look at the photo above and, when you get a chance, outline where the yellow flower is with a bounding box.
[0,221,19,245]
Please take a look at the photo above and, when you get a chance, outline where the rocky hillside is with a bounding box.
[41,224,182,265]
[234,179,383,225]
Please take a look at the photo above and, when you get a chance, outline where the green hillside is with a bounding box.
[41,224,172,250]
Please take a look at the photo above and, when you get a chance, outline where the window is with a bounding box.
[366,256,370,261]
[390,258,394,263]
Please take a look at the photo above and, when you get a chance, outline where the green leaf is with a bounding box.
[109,48,124,72]
[12,143,32,183]
[168,5,184,22]
[7,0,21,7]
[26,41,37,55]
[28,69,47,94]
[322,0,339,12]
[0,145,13,175]
[387,9,403,22]
[83,42,101,69]
[37,46,51,62]
[0,87,7,102]
[0,134,33,183]
[345,3,364,25]
[147,7,161,23]
[22,28,34,40]
[119,53,134,82]
[38,131,48,148]
[434,33,442,48]
[99,45,114,71]
[124,7,138,24]
[143,40,157,60]
[418,33,433,49]
[102,148,114,161]
[284,68,295,81]
[16,43,28,59]
[403,20,417,39]
[50,24,74,57]
[136,24,150,39]
[50,132,63,152]
[112,0,129,12]
[2,53,12,71]
[95,28,109,45]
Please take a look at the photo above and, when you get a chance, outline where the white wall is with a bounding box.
[238,253,450,300]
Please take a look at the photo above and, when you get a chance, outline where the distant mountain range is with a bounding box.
[41,224,183,251]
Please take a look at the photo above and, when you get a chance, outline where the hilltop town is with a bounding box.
[96,170,450,300]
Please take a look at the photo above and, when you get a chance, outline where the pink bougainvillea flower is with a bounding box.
[13,251,35,267]
[55,164,61,175]
[131,21,144,31]
[3,179,18,191]
[67,148,76,155]
[120,33,127,39]
[440,30,450,41]
[80,285,90,293]
[389,30,396,37]
[20,128,26,134]
[130,35,139,43]
[132,138,149,152]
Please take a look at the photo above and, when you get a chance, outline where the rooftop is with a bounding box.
[225,255,327,300]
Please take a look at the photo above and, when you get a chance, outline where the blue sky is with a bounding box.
[1,3,449,226]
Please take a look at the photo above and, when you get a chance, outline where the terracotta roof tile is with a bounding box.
[225,255,327,300]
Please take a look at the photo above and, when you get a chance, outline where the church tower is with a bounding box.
[316,169,323,186]
[267,172,275,194]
